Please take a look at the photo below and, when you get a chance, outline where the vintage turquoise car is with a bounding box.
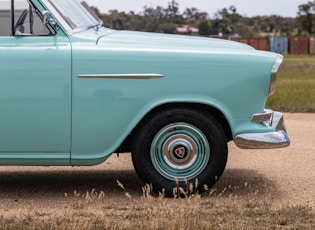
[0,0,289,195]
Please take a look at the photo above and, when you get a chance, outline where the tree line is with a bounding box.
[91,0,315,37]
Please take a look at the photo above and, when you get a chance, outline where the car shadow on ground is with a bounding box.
[0,168,278,200]
[212,169,277,198]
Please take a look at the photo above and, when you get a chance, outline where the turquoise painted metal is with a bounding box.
[0,0,289,168]
[70,28,278,165]
[0,34,71,165]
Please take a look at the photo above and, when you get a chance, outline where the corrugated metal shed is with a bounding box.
[309,37,315,55]
[231,37,268,50]
[249,38,268,51]
[269,36,288,54]
[289,36,309,55]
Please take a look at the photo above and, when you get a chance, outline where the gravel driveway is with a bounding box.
[0,113,314,218]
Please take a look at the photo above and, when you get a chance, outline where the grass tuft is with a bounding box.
[0,182,314,229]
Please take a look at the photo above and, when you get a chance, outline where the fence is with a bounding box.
[213,35,314,55]
[230,37,269,51]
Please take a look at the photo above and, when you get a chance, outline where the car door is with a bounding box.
[0,1,71,161]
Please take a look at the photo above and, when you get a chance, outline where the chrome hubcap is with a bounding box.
[151,123,210,181]
[163,134,198,170]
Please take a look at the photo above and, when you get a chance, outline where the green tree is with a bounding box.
[101,10,130,30]
[164,0,182,23]
[212,6,244,35]
[93,1,300,37]
[198,19,211,36]
[297,1,315,35]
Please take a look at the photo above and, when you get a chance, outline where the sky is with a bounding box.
[85,0,307,18]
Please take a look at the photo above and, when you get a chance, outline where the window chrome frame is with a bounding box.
[39,0,100,35]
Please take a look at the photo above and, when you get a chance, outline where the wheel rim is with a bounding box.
[150,122,210,181]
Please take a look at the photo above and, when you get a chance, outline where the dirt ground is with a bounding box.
[0,113,314,218]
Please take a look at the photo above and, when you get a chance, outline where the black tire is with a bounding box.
[131,107,228,196]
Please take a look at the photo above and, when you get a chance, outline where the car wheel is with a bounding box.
[131,107,228,196]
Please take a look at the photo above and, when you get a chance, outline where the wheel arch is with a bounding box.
[116,102,232,153]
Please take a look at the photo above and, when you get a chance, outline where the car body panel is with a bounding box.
[0,0,288,166]
[69,29,278,165]
[0,33,72,165]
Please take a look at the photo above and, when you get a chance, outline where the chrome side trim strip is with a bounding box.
[78,74,164,79]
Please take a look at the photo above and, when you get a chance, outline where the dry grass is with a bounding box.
[0,182,314,230]
[267,55,315,112]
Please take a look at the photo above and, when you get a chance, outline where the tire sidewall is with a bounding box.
[132,108,228,195]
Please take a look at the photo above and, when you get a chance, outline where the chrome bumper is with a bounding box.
[234,110,290,149]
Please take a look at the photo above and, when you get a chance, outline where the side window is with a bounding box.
[0,0,55,36]
[0,1,11,36]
